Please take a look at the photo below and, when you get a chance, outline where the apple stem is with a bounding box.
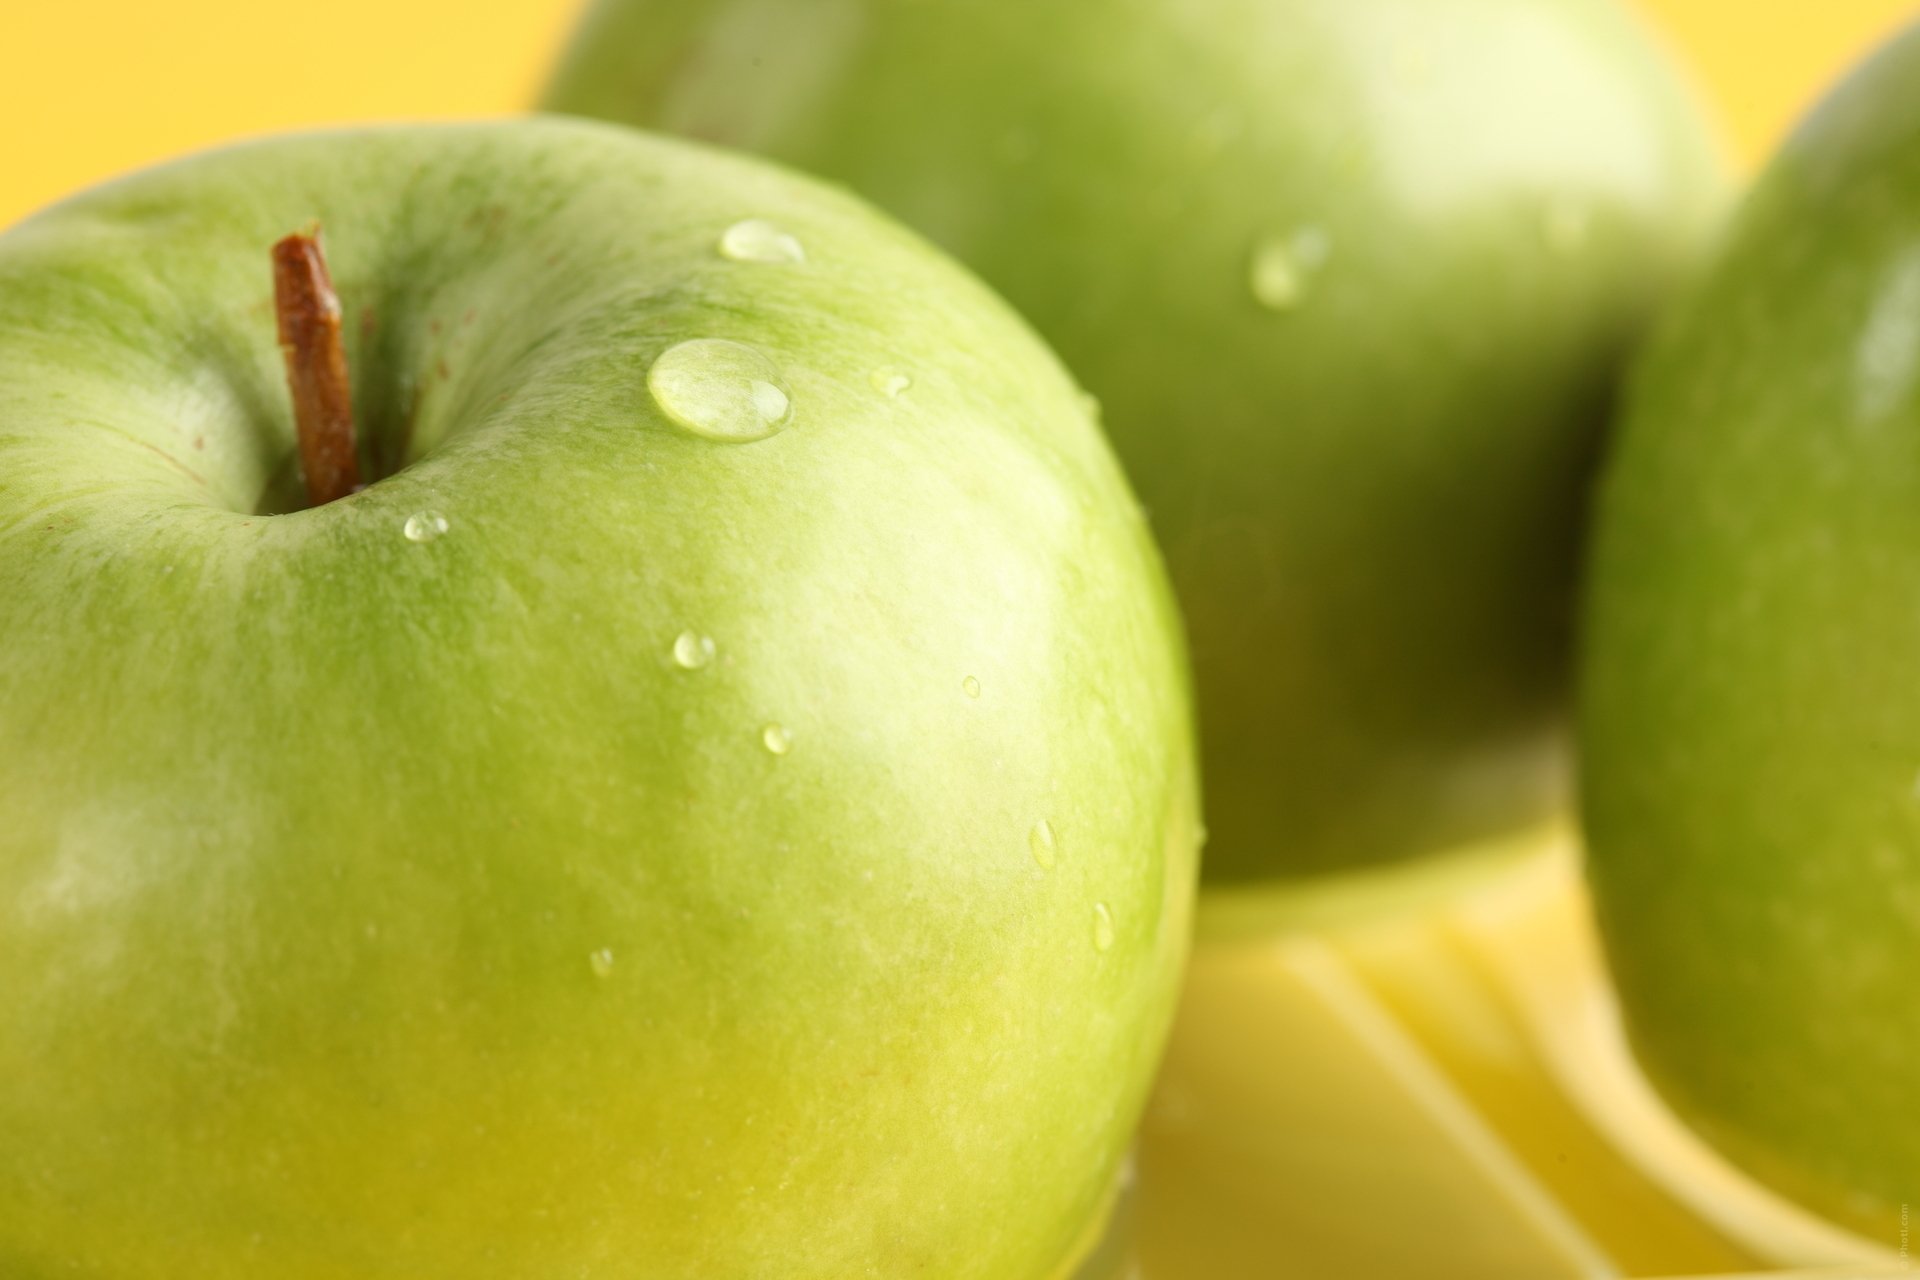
[273,228,361,508]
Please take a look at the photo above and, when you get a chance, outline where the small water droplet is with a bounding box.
[1543,200,1591,255]
[672,631,717,670]
[718,219,806,265]
[403,510,449,543]
[590,948,615,978]
[871,367,912,397]
[1249,227,1331,312]
[1093,903,1116,952]
[1078,390,1102,422]
[962,675,981,699]
[761,723,792,755]
[1030,819,1057,870]
[648,339,794,443]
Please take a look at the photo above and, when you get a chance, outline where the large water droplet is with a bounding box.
[1093,903,1116,952]
[962,675,981,699]
[673,631,717,670]
[761,723,792,755]
[403,511,449,543]
[590,948,615,978]
[871,367,912,397]
[1030,819,1057,870]
[648,339,794,443]
[718,219,806,265]
[1249,227,1331,312]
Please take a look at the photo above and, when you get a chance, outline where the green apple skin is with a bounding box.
[0,121,1199,1279]
[1581,24,1920,1240]
[542,0,1724,883]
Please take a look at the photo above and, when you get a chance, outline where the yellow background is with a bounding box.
[0,0,1915,231]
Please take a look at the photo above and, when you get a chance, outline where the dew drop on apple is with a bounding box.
[1249,226,1331,312]
[1078,391,1102,422]
[1030,819,1057,869]
[590,948,616,978]
[962,675,981,699]
[648,339,794,443]
[871,367,912,397]
[403,510,450,543]
[672,631,717,670]
[1092,903,1116,952]
[718,219,807,265]
[761,723,792,755]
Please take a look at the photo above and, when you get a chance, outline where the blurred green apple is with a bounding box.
[1582,23,1920,1241]
[0,120,1199,1278]
[543,0,1724,886]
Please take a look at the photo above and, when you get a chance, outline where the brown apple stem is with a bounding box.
[273,229,361,507]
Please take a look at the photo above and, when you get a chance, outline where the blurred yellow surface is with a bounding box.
[1090,835,1905,1278]
[0,0,1915,230]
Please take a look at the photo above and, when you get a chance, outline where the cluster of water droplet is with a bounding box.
[619,217,1127,954]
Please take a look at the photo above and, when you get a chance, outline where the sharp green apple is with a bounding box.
[543,0,1725,886]
[0,120,1200,1279]
[1582,22,1920,1242]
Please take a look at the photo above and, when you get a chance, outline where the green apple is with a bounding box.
[1582,23,1920,1240]
[543,0,1725,885]
[0,120,1199,1279]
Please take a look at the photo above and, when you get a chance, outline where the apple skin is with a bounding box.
[1581,23,1920,1240]
[0,120,1199,1279]
[542,0,1724,883]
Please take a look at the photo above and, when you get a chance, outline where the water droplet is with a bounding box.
[1249,227,1331,312]
[1093,903,1116,952]
[718,219,806,265]
[871,367,912,397]
[672,631,717,670]
[1078,391,1102,422]
[761,723,792,755]
[1030,819,1057,870]
[962,675,981,699]
[648,339,794,443]
[403,510,449,543]
[590,948,615,978]
[1542,200,1591,255]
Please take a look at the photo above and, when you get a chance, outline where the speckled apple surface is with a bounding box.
[543,0,1725,883]
[0,120,1199,1279]
[1583,22,1920,1243]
